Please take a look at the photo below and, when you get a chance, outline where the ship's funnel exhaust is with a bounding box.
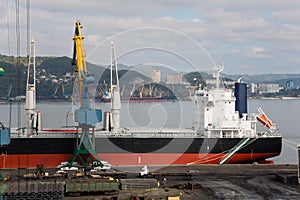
[235,82,247,118]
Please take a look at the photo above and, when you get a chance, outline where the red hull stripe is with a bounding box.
[0,152,279,168]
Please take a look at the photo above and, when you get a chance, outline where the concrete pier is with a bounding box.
[1,164,300,199]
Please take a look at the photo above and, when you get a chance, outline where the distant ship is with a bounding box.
[99,84,177,103]
[99,95,177,103]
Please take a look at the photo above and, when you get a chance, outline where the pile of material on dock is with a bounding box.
[120,178,158,190]
[1,181,64,200]
[65,179,119,196]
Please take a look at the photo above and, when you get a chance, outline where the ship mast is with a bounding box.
[110,41,121,130]
[25,39,36,136]
[213,64,224,89]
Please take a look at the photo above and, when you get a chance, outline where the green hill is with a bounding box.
[0,54,154,100]
[3,53,298,100]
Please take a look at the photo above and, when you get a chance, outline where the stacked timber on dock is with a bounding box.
[120,178,158,190]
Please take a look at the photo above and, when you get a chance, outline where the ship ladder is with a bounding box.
[219,138,255,164]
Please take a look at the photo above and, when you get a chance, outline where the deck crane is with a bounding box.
[149,84,154,96]
[25,39,41,136]
[110,41,121,130]
[130,83,136,97]
[68,21,103,168]
[139,85,144,98]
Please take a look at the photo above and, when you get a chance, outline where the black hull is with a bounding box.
[0,136,281,156]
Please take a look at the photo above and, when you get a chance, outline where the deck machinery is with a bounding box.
[0,67,10,147]
[0,67,10,181]
[68,21,103,168]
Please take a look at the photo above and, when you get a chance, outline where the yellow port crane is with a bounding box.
[72,21,88,108]
[68,21,103,168]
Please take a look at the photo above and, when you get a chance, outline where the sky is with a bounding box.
[1,0,300,75]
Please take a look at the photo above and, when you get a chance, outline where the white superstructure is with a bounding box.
[192,66,277,139]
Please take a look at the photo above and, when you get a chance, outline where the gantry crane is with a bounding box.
[68,21,103,168]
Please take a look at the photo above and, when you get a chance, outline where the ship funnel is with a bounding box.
[235,82,247,118]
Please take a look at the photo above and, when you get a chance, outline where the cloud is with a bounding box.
[247,46,273,58]
[1,1,300,74]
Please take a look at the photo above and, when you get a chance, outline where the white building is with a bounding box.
[249,83,258,94]
[166,74,183,84]
[257,83,280,94]
[152,70,161,83]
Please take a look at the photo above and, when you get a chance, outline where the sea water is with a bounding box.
[0,99,299,164]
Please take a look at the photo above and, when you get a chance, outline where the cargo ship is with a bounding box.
[0,66,282,168]
[0,22,281,169]
[99,95,176,103]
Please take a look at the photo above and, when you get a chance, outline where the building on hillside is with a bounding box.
[286,80,294,90]
[257,83,280,94]
[166,74,183,84]
[152,70,161,83]
[249,83,258,94]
